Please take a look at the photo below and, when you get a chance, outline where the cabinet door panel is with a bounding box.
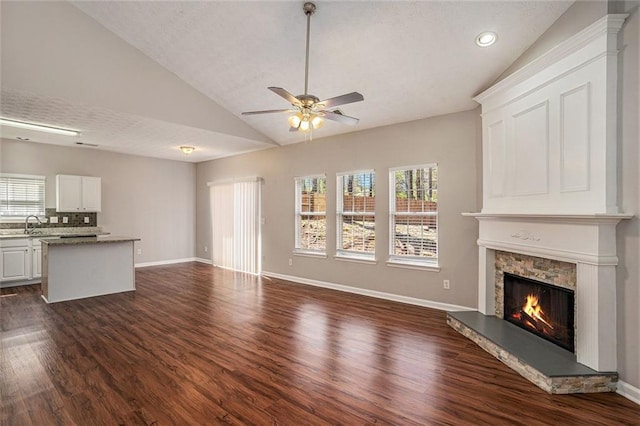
[81,177,101,212]
[33,247,42,278]
[57,175,82,212]
[1,248,29,281]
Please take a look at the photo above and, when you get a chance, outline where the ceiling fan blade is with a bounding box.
[322,110,359,125]
[242,109,295,115]
[268,87,301,106]
[318,92,364,109]
[289,126,300,132]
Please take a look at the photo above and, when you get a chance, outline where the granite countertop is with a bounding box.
[41,235,140,246]
[0,227,108,240]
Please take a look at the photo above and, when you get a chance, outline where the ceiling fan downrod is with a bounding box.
[303,2,316,96]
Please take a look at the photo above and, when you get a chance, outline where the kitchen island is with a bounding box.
[41,235,140,303]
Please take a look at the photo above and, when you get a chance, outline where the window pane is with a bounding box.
[0,175,45,218]
[341,172,375,213]
[341,215,375,253]
[393,215,437,258]
[390,165,438,262]
[299,214,326,251]
[296,176,326,252]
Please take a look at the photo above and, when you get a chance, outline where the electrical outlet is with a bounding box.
[62,217,69,224]
[136,248,142,255]
[288,258,293,266]
[204,246,208,253]
[49,216,58,224]
[443,280,450,289]
[84,216,90,224]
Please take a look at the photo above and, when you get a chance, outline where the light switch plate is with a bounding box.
[63,217,69,224]
[49,216,58,224]
[84,217,90,223]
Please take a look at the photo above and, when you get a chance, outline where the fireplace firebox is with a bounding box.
[503,273,575,353]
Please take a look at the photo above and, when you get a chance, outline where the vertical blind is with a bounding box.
[209,178,261,275]
[0,174,46,217]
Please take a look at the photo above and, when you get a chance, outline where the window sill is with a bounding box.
[386,259,440,272]
[334,254,377,265]
[293,250,327,259]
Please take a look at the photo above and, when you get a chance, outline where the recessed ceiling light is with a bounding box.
[179,146,195,155]
[476,31,497,47]
[0,117,80,136]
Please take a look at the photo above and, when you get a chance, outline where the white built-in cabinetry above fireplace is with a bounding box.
[466,14,631,374]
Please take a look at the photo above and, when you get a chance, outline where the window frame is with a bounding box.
[336,169,376,262]
[0,173,46,222]
[294,174,327,257]
[388,164,439,269]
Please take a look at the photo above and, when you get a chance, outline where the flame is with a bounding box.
[522,294,554,329]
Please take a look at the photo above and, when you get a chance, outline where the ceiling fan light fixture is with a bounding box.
[311,115,324,129]
[288,114,302,128]
[179,146,195,155]
[299,119,310,132]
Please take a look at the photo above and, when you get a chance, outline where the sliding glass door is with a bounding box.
[209,178,261,275]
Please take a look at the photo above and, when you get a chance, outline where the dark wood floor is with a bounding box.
[2,262,639,425]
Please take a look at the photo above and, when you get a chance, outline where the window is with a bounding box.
[0,174,45,220]
[294,175,327,254]
[337,170,375,260]
[389,165,438,267]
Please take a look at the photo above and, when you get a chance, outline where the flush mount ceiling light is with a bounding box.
[179,146,195,155]
[0,117,80,136]
[242,2,364,133]
[476,31,497,47]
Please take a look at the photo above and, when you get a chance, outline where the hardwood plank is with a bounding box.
[1,263,639,425]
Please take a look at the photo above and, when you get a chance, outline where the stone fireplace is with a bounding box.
[448,14,632,394]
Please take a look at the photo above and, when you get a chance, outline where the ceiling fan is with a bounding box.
[242,2,364,133]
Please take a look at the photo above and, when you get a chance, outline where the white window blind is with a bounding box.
[294,175,327,254]
[0,174,46,218]
[209,178,261,275]
[389,164,438,266]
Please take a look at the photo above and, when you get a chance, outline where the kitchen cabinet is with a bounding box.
[1,239,30,281]
[32,243,42,278]
[56,175,101,212]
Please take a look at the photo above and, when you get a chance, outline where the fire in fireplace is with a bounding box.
[503,273,575,352]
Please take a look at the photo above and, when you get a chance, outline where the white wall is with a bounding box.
[0,138,196,264]
[196,109,481,308]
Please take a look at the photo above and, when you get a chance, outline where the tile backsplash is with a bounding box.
[0,208,97,229]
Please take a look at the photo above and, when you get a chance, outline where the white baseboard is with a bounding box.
[135,257,200,268]
[261,271,475,312]
[617,380,640,406]
[134,257,212,268]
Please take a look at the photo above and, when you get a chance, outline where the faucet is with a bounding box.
[24,215,43,235]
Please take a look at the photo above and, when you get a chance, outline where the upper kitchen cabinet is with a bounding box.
[56,175,101,212]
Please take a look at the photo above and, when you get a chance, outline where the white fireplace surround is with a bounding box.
[464,213,630,372]
[467,14,631,373]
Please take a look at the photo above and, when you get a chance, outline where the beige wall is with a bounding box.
[616,0,640,394]
[196,109,481,308]
[495,0,610,83]
[0,139,196,264]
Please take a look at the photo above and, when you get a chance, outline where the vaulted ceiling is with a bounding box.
[0,1,573,162]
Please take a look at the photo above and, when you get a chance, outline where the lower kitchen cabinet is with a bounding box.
[0,238,42,284]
